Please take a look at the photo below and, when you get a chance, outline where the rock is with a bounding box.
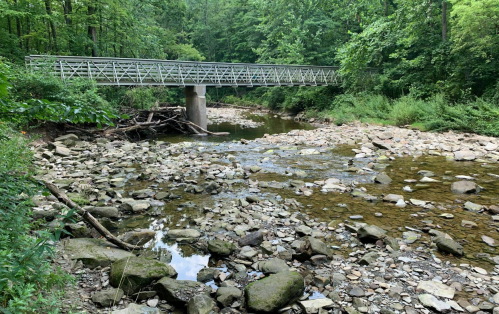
[119,229,156,246]
[403,231,421,244]
[239,246,258,259]
[154,277,210,304]
[147,299,158,307]
[416,281,455,299]
[238,231,263,247]
[166,229,201,239]
[290,180,305,188]
[451,181,479,194]
[384,237,400,251]
[374,173,392,184]
[245,271,304,313]
[299,298,334,313]
[197,268,220,283]
[207,239,236,256]
[418,170,436,177]
[395,199,406,208]
[250,166,262,173]
[296,225,313,236]
[486,143,498,151]
[454,151,476,161]
[464,201,482,211]
[246,195,260,203]
[359,252,379,265]
[349,287,365,297]
[259,258,290,274]
[435,237,464,256]
[64,222,90,238]
[331,273,346,287]
[54,146,71,157]
[86,206,120,218]
[358,225,387,242]
[383,194,403,203]
[490,205,499,215]
[440,213,454,219]
[120,200,151,212]
[461,220,478,229]
[111,303,160,314]
[372,140,391,150]
[92,287,124,307]
[418,294,451,312]
[482,235,498,247]
[64,238,134,268]
[308,237,333,258]
[110,256,177,295]
[187,294,215,314]
[216,287,242,307]
[55,133,78,141]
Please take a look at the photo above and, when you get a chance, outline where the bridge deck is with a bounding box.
[25,55,340,87]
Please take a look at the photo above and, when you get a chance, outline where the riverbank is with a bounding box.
[30,108,499,314]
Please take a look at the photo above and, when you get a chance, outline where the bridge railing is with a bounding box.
[25,55,341,87]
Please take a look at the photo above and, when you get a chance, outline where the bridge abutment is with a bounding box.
[185,85,207,130]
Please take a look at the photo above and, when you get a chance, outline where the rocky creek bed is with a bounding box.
[31,108,499,314]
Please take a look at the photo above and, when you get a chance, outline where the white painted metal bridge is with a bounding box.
[25,55,340,87]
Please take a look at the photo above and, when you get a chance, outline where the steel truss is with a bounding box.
[25,55,341,87]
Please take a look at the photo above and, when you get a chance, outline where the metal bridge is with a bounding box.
[25,55,340,87]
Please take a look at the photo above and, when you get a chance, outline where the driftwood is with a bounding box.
[43,181,142,251]
[87,106,229,137]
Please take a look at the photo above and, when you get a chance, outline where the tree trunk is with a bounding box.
[88,5,98,57]
[63,0,73,52]
[384,0,388,16]
[43,181,143,251]
[7,16,12,34]
[13,0,22,48]
[25,15,30,52]
[442,0,447,42]
[44,0,58,52]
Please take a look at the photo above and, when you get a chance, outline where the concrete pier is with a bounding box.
[185,85,207,130]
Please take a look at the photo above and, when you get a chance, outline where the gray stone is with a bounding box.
[54,146,71,157]
[55,134,78,141]
[384,237,400,251]
[110,256,177,295]
[64,222,90,238]
[187,294,215,314]
[374,173,392,184]
[166,229,201,239]
[308,237,333,258]
[92,287,124,307]
[359,252,379,266]
[464,201,482,211]
[416,281,455,299]
[296,225,313,236]
[197,268,220,283]
[154,277,210,304]
[435,237,464,256]
[358,225,387,241]
[111,303,160,314]
[451,181,479,194]
[461,220,478,229]
[383,194,404,203]
[454,151,476,161]
[482,235,498,247]
[290,180,305,188]
[87,206,120,218]
[238,231,263,247]
[259,258,290,274]
[119,200,150,212]
[299,298,334,313]
[418,294,451,312]
[245,271,304,313]
[239,246,258,260]
[216,286,242,307]
[207,239,236,256]
[349,287,365,297]
[119,229,156,246]
[246,195,260,203]
[64,238,134,268]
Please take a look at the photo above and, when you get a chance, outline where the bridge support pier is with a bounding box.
[185,85,207,131]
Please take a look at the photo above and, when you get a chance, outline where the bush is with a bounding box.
[122,86,184,109]
[0,124,72,313]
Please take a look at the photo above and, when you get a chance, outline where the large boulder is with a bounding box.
[454,151,476,161]
[358,225,387,242]
[238,231,264,247]
[154,277,210,304]
[416,281,455,299]
[187,294,215,314]
[374,173,392,184]
[245,271,305,313]
[207,239,236,256]
[92,287,124,307]
[451,181,479,194]
[111,303,160,314]
[64,238,134,269]
[110,256,177,295]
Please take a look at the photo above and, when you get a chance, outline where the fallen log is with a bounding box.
[43,181,142,251]
[181,120,230,136]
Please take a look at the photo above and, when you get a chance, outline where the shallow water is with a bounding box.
[115,112,499,287]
